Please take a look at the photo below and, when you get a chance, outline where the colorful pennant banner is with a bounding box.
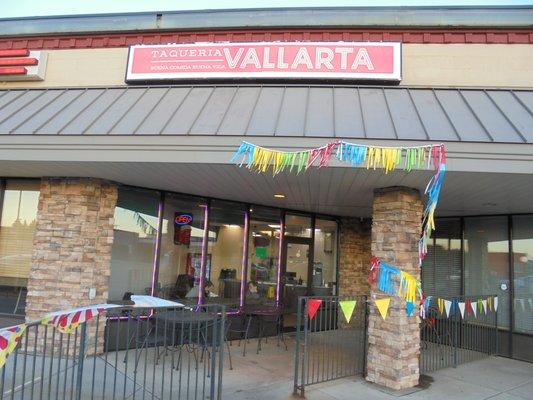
[421,296,499,320]
[0,324,26,369]
[369,256,421,312]
[41,304,121,334]
[339,300,357,323]
[231,140,446,264]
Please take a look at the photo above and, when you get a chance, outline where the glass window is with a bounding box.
[108,188,160,302]
[207,200,246,305]
[247,207,280,304]
[464,217,510,329]
[421,218,462,298]
[313,219,338,296]
[285,214,311,237]
[511,216,533,334]
[158,194,207,302]
[0,180,40,315]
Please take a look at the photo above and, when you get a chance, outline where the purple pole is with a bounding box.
[198,201,210,306]
[239,209,250,308]
[276,212,285,305]
[150,194,165,296]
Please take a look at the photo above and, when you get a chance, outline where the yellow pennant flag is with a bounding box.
[339,300,357,323]
[438,298,444,314]
[375,298,391,320]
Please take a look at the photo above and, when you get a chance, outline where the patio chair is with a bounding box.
[227,312,253,357]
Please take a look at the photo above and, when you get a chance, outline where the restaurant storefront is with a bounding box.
[0,5,532,391]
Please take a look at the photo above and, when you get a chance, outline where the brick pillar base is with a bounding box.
[339,218,371,297]
[366,187,423,391]
[25,178,117,353]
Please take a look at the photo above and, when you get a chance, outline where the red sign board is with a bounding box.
[126,42,401,82]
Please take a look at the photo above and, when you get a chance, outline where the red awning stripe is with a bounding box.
[0,66,27,75]
[0,58,38,66]
[0,49,30,57]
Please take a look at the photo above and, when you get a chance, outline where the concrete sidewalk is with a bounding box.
[225,344,533,400]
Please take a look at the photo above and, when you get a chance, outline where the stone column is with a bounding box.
[338,218,372,297]
[366,187,423,391]
[25,178,117,352]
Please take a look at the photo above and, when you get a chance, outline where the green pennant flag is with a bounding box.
[339,300,357,323]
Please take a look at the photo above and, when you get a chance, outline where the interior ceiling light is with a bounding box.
[274,193,285,198]
[268,224,281,229]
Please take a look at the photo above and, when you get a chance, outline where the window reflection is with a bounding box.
[207,200,245,305]
[285,214,311,237]
[313,219,338,296]
[158,194,207,302]
[464,217,510,329]
[247,207,280,304]
[108,188,159,302]
[0,180,40,315]
[511,216,533,335]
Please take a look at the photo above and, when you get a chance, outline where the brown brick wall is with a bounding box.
[25,178,117,350]
[366,187,423,391]
[338,218,371,297]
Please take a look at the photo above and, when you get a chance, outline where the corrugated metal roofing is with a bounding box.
[0,86,532,143]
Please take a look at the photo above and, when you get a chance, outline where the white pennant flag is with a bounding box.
[458,302,466,319]
[494,297,498,312]
[482,300,487,314]
[519,299,526,311]
[444,300,452,317]
[472,302,477,318]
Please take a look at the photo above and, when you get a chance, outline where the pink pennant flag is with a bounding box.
[308,299,323,320]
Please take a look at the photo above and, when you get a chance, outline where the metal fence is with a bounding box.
[293,296,367,397]
[420,295,498,373]
[1,304,225,400]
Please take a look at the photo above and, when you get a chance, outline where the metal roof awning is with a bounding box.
[0,85,532,143]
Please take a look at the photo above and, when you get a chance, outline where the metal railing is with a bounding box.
[293,296,367,397]
[420,295,498,373]
[1,304,225,400]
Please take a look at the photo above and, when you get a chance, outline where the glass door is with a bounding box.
[282,237,312,328]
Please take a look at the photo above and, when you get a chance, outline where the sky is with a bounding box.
[0,0,532,18]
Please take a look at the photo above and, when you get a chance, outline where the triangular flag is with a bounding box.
[494,296,498,312]
[308,299,322,320]
[477,299,483,315]
[339,300,357,323]
[0,324,26,369]
[482,300,487,314]
[406,301,414,316]
[466,299,472,317]
[487,297,492,311]
[528,298,533,310]
[519,299,526,311]
[375,298,391,320]
[458,302,465,318]
[472,302,477,318]
[444,300,452,317]
[438,298,444,314]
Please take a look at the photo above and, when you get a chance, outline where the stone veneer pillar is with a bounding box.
[338,218,372,297]
[366,187,423,391]
[25,178,117,329]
